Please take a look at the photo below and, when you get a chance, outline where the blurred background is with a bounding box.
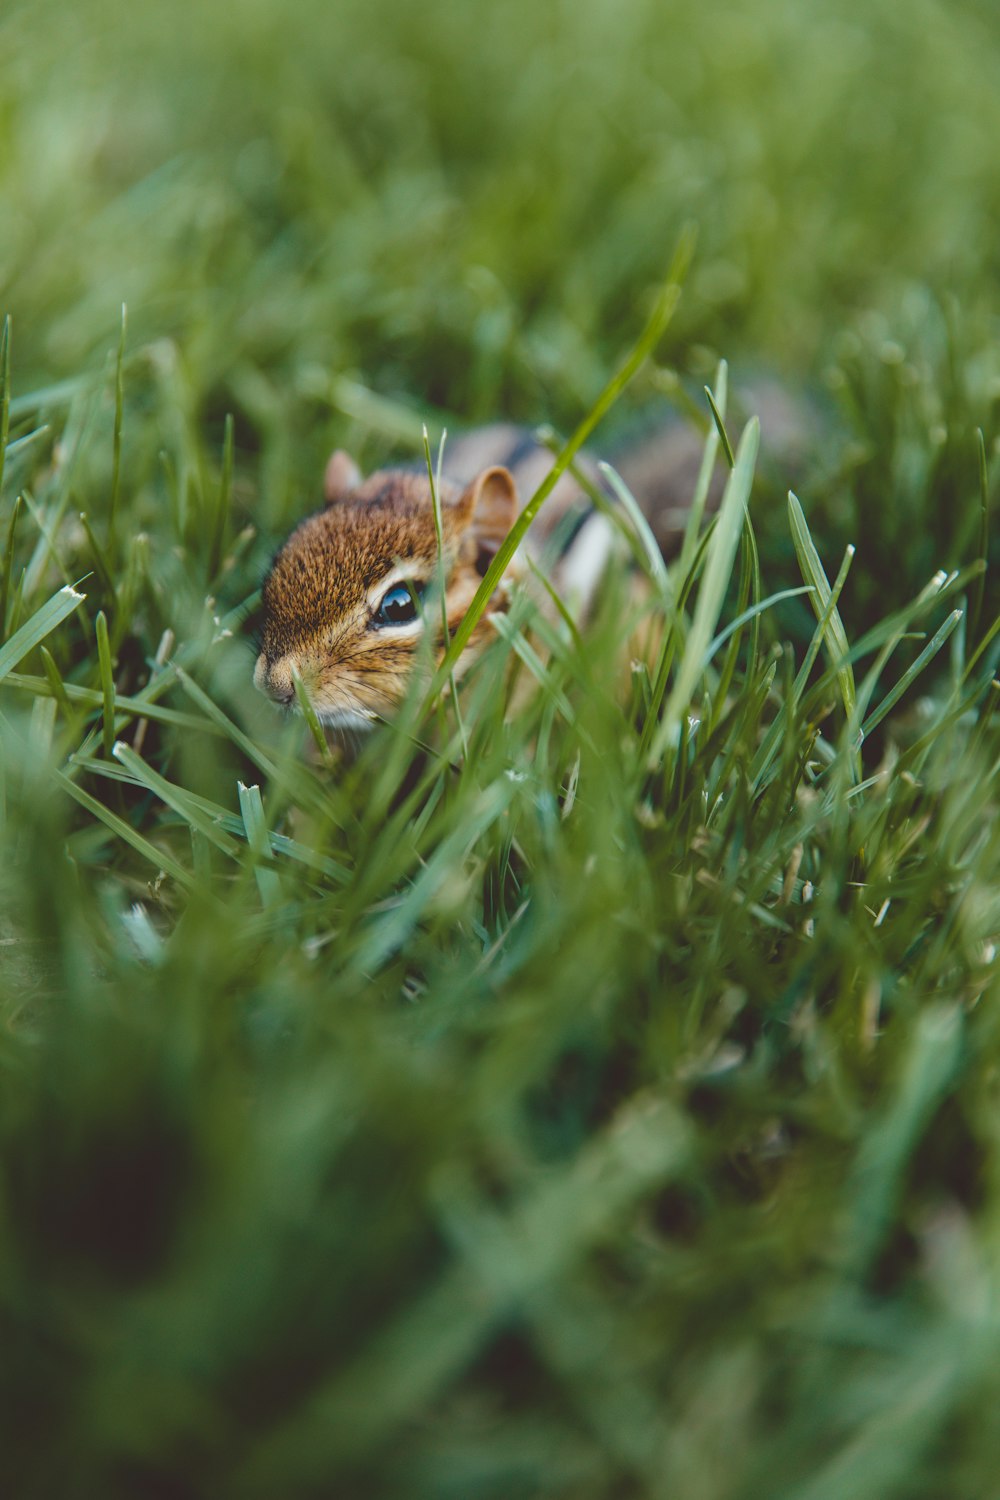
[4,2,1000,1496]
[7,0,1000,625]
[6,0,1000,414]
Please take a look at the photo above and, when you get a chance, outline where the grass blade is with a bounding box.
[238,781,282,907]
[788,491,856,716]
[38,646,72,719]
[79,511,118,607]
[75,752,350,883]
[433,226,697,690]
[113,741,241,856]
[425,423,467,753]
[704,381,734,469]
[0,582,84,685]
[53,765,197,892]
[649,415,760,764]
[0,315,9,501]
[677,358,727,579]
[209,411,234,579]
[490,613,577,725]
[861,608,964,740]
[706,585,813,660]
[109,302,126,557]
[750,543,854,789]
[598,462,674,605]
[95,609,116,759]
[291,667,336,770]
[0,493,23,641]
[969,427,989,645]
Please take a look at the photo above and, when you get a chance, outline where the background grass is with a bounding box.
[3,0,1000,1495]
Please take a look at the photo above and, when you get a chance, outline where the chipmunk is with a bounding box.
[253,428,619,730]
[254,386,817,730]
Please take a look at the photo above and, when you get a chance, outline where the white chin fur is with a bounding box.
[314,706,378,732]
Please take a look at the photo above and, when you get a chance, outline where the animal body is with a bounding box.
[255,390,814,730]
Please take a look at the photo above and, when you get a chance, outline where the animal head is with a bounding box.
[254,451,520,729]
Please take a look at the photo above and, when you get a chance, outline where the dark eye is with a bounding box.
[372,581,423,627]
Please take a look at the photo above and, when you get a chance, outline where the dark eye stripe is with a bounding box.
[372,580,424,628]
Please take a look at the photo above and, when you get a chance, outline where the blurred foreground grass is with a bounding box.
[3,0,1000,1495]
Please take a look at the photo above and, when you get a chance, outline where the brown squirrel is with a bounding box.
[255,389,814,730]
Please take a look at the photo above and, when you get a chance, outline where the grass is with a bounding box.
[3,0,1000,1495]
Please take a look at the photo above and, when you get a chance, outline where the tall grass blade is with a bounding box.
[704,382,734,469]
[209,412,234,579]
[649,416,760,764]
[788,490,856,717]
[238,781,282,907]
[0,315,10,501]
[109,302,126,555]
[598,462,674,605]
[95,609,116,759]
[291,667,336,770]
[970,427,989,644]
[677,358,726,580]
[0,493,23,641]
[434,226,696,689]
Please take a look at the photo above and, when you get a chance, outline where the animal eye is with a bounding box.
[372,581,423,627]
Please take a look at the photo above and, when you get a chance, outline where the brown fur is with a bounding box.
[255,462,520,728]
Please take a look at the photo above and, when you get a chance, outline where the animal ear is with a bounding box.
[453,466,519,565]
[324,449,362,504]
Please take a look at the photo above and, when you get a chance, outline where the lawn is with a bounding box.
[3,0,1000,1495]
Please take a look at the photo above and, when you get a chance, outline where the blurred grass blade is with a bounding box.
[76,752,350,883]
[678,358,726,579]
[174,665,282,778]
[0,582,83,684]
[490,613,577,725]
[0,492,23,640]
[39,645,72,718]
[525,554,584,654]
[109,302,126,554]
[209,411,234,579]
[434,225,696,689]
[79,511,118,606]
[969,427,989,644]
[0,314,10,500]
[291,667,336,769]
[53,764,197,892]
[598,462,674,605]
[238,781,282,907]
[704,381,734,469]
[354,780,516,972]
[241,1095,689,1477]
[649,416,759,765]
[8,373,93,419]
[424,422,467,753]
[8,669,218,734]
[844,1004,963,1276]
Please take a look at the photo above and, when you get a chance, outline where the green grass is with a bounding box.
[3,0,1000,1495]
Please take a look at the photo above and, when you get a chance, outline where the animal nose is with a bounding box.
[254,653,295,705]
